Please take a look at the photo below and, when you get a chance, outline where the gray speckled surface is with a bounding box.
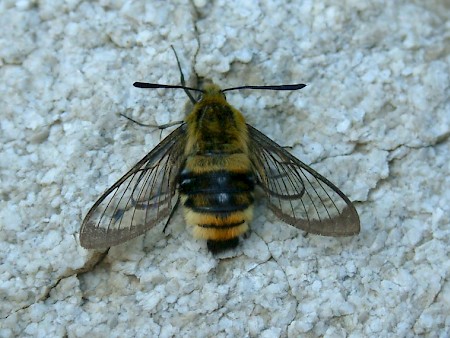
[1,0,449,337]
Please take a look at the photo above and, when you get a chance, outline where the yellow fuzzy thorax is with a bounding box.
[184,83,249,157]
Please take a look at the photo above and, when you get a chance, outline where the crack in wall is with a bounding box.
[2,250,109,320]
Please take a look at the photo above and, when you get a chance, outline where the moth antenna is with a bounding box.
[222,84,307,92]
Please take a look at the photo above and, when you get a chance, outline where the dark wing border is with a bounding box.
[80,124,187,248]
[247,124,360,236]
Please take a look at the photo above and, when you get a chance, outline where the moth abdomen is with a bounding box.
[179,168,255,252]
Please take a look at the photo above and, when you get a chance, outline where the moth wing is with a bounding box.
[80,124,187,249]
[247,124,360,236]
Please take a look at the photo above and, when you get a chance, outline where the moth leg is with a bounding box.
[170,45,197,104]
[163,196,181,233]
[120,113,183,130]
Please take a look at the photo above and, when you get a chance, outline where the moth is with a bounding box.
[80,50,360,252]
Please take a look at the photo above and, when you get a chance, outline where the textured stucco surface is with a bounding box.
[1,0,449,337]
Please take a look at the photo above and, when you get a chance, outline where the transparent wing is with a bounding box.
[247,124,360,236]
[80,124,187,249]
